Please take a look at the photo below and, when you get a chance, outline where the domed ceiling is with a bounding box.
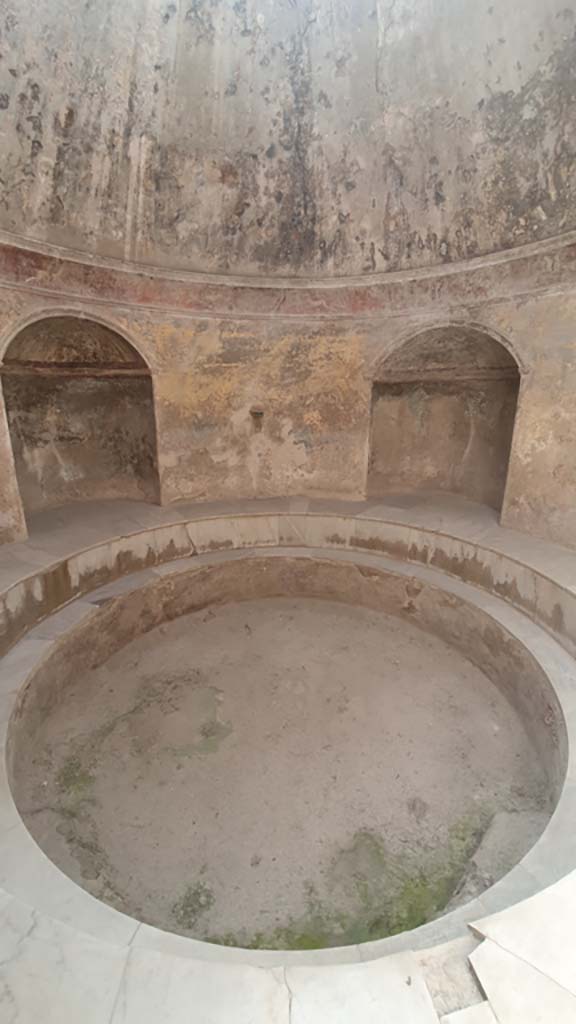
[0,0,575,278]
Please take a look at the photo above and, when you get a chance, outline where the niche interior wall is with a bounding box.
[1,317,160,518]
[368,327,521,512]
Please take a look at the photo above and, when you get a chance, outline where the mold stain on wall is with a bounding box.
[0,0,575,276]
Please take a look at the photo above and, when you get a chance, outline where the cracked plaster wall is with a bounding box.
[0,0,575,277]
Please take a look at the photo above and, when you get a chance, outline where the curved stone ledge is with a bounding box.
[2,499,576,666]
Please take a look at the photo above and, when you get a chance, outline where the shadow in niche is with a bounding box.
[367,326,521,514]
[1,316,160,522]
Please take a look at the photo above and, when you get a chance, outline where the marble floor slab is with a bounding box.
[109,949,290,1024]
[472,870,576,997]
[285,952,440,1024]
[441,1001,498,1023]
[0,891,128,1024]
[470,939,576,1024]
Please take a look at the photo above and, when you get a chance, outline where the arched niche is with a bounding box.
[1,316,160,516]
[368,326,521,512]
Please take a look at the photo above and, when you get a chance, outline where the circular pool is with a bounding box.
[7,555,565,951]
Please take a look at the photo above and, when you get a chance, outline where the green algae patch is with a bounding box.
[172,882,216,930]
[168,684,233,757]
[206,814,490,951]
[57,756,95,796]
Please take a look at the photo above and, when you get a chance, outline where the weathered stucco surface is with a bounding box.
[483,295,576,545]
[368,327,520,509]
[369,379,519,510]
[0,235,574,546]
[0,381,26,542]
[1,317,159,514]
[0,0,575,277]
[152,320,369,503]
[3,374,159,513]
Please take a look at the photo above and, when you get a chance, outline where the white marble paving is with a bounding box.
[109,949,290,1024]
[0,820,138,946]
[441,1002,497,1023]
[0,891,128,1024]
[472,870,576,997]
[470,939,576,1024]
[285,953,440,1023]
